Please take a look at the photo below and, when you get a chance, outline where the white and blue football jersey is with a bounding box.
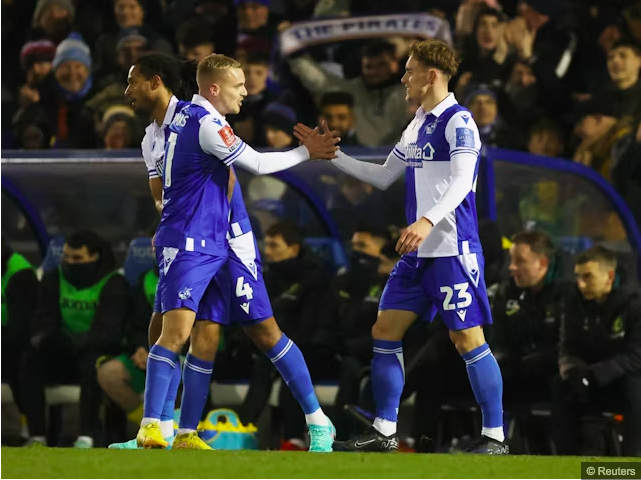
[393,93,482,257]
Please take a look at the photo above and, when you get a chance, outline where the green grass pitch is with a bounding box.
[2,448,639,478]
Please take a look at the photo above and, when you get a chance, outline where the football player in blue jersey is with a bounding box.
[134,53,341,451]
[295,40,508,454]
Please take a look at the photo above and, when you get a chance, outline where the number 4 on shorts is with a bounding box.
[236,276,254,300]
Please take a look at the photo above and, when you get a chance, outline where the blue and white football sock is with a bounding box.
[462,343,505,443]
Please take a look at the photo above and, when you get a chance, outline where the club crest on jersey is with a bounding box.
[178,287,192,300]
[405,142,434,167]
[424,118,441,135]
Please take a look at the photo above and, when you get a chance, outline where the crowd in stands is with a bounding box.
[2,0,641,226]
[2,223,640,455]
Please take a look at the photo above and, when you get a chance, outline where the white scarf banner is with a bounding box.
[279,13,453,56]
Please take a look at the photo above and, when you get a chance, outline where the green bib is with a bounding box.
[58,268,118,334]
[1,253,34,326]
[143,270,159,309]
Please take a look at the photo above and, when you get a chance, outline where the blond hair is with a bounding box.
[409,40,460,77]
[197,54,242,83]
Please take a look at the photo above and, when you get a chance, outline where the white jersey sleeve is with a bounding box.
[141,129,159,179]
[198,115,310,172]
[330,127,407,190]
[331,150,405,190]
[422,111,482,226]
[198,116,247,166]
[391,128,408,162]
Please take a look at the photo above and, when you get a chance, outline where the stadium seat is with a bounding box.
[303,237,348,273]
[122,237,155,286]
[45,386,80,405]
[209,380,415,409]
[40,235,65,273]
[210,380,341,408]
[555,236,593,254]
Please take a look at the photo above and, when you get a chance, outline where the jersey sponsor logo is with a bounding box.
[172,112,189,128]
[218,125,236,147]
[456,127,474,148]
[178,287,192,300]
[405,142,434,166]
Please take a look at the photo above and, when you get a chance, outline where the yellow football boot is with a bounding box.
[136,421,168,449]
[171,431,213,450]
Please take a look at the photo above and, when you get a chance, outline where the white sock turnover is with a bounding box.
[373,417,396,437]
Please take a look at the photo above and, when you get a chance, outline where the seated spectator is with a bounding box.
[465,84,523,149]
[330,177,397,240]
[554,246,641,457]
[20,230,129,448]
[175,17,216,62]
[17,40,56,108]
[11,40,57,149]
[330,225,392,440]
[527,118,567,158]
[572,97,633,180]
[599,39,641,120]
[83,29,151,139]
[455,7,512,95]
[235,0,276,55]
[102,110,143,150]
[239,222,334,450]
[13,33,98,149]
[263,103,297,149]
[93,0,172,78]
[318,92,361,146]
[503,0,580,117]
[289,40,408,147]
[30,0,74,45]
[1,238,39,424]
[97,267,157,439]
[229,53,276,145]
[490,231,570,404]
[504,60,540,127]
[611,117,641,227]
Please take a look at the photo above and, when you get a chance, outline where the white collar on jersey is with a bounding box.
[191,94,225,118]
[415,92,458,119]
[153,95,179,129]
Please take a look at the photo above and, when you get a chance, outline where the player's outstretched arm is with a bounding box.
[199,116,339,175]
[294,122,405,191]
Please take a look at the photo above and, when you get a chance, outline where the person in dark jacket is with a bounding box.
[238,221,334,450]
[491,231,571,403]
[1,238,39,415]
[554,246,641,457]
[97,267,158,440]
[20,230,129,448]
[330,224,392,440]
